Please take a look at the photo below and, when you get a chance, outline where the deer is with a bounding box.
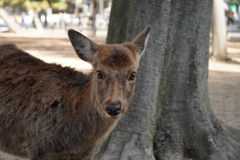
[0,26,151,160]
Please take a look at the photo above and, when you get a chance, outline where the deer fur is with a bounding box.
[0,26,151,160]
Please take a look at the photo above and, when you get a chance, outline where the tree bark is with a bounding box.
[211,0,228,60]
[93,0,240,160]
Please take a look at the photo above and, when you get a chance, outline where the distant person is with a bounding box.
[226,9,234,25]
[21,12,26,27]
[59,12,67,27]
[14,14,19,24]
[89,11,97,36]
[102,12,109,28]
[77,14,82,26]
[83,0,89,15]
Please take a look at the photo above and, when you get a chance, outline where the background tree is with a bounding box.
[227,0,238,5]
[212,0,228,60]
[0,0,67,30]
[93,0,240,160]
[0,8,21,33]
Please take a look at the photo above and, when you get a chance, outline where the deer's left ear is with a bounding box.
[131,26,151,59]
[68,29,99,62]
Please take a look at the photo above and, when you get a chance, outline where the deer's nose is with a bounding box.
[106,103,121,116]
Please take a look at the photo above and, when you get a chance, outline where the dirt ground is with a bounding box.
[209,39,240,129]
[0,33,240,159]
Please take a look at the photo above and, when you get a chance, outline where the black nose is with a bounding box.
[106,103,121,116]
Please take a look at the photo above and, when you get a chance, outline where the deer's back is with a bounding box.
[0,44,89,158]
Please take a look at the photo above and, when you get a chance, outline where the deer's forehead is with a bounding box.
[95,44,138,69]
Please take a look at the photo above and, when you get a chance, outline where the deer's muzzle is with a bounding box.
[106,103,121,116]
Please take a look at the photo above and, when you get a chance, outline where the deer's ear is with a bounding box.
[131,26,151,59]
[68,29,99,62]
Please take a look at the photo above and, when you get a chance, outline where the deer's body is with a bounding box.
[0,26,151,160]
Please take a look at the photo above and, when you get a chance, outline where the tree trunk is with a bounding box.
[93,0,240,160]
[0,8,21,33]
[33,12,43,31]
[211,0,228,60]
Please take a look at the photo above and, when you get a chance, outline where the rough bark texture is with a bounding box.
[93,0,240,160]
[212,0,228,60]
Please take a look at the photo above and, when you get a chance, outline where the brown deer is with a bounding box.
[0,26,151,160]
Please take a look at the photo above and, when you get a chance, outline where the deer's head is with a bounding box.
[68,26,151,118]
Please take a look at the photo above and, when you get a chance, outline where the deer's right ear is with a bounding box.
[68,29,99,62]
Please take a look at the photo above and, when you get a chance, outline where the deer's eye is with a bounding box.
[129,72,136,81]
[96,71,103,79]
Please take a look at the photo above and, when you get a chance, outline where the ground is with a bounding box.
[0,32,240,159]
[209,39,240,129]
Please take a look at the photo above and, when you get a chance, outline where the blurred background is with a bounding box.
[0,0,112,36]
[0,0,240,37]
